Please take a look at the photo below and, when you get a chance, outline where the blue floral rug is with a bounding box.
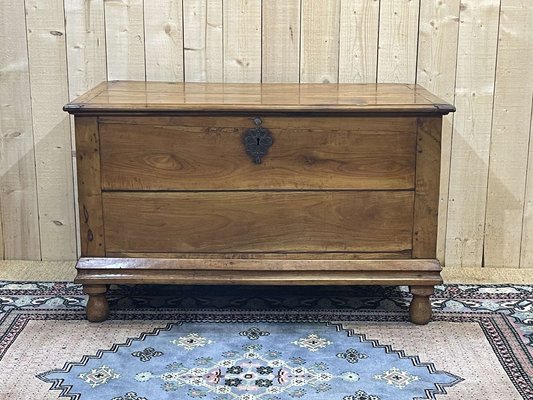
[0,283,532,400]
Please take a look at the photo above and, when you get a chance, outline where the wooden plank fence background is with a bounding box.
[0,0,532,271]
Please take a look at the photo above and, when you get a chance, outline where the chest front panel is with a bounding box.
[98,115,417,191]
[92,114,420,257]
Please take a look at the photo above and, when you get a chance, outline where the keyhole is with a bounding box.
[256,137,261,146]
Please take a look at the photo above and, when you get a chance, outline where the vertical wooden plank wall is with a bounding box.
[64,0,107,99]
[338,0,379,83]
[144,0,184,82]
[0,0,41,259]
[2,0,533,273]
[262,0,301,82]
[445,0,500,268]
[377,0,420,83]
[300,0,340,83]
[105,0,145,80]
[64,0,107,258]
[183,0,223,82]
[416,0,460,263]
[515,1,533,268]
[523,98,533,267]
[25,0,77,260]
[485,0,533,268]
[223,0,262,83]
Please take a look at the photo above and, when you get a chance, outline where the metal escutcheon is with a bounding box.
[243,118,273,164]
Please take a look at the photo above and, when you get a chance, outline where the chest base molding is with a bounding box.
[75,257,442,285]
[75,257,442,325]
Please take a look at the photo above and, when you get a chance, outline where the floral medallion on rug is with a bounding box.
[39,322,462,400]
[0,283,532,400]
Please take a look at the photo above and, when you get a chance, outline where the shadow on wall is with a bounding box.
[444,126,523,269]
[0,116,78,261]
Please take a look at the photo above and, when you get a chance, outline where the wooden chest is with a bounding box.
[65,81,455,324]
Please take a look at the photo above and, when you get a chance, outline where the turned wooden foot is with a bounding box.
[409,285,434,325]
[84,284,109,322]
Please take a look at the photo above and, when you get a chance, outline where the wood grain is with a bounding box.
[104,0,145,80]
[262,0,300,82]
[64,0,107,258]
[79,257,440,271]
[26,0,77,260]
[183,0,223,82]
[223,0,261,83]
[409,285,434,324]
[98,115,419,129]
[0,0,41,259]
[377,0,420,83]
[75,257,442,286]
[102,191,414,253]
[521,96,533,267]
[107,251,412,260]
[75,117,105,257]
[76,270,442,286]
[485,0,533,268]
[300,0,341,83]
[413,117,442,258]
[64,0,107,99]
[416,0,460,263]
[445,0,500,268]
[143,0,184,82]
[99,116,416,190]
[338,0,380,83]
[64,82,455,114]
[64,81,109,106]
[83,284,108,322]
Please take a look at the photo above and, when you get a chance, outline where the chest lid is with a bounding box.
[64,81,455,115]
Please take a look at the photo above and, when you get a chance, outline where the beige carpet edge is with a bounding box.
[0,260,77,282]
[442,267,533,284]
[0,261,532,284]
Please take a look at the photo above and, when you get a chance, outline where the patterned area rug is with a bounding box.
[0,283,532,400]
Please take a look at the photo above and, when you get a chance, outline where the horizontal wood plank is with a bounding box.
[75,270,442,286]
[103,191,414,253]
[98,115,418,130]
[75,257,442,285]
[107,251,412,260]
[64,82,455,114]
[78,257,440,271]
[100,116,416,190]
